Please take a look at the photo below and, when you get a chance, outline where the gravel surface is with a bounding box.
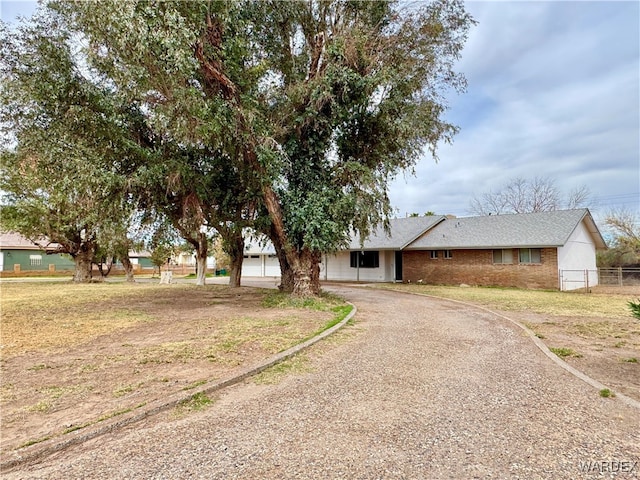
[4,285,639,479]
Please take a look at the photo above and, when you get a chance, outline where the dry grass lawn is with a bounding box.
[0,281,351,452]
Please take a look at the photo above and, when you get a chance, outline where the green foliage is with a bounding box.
[628,299,640,320]
[599,388,615,398]
[549,347,583,358]
[599,209,640,267]
[0,12,139,279]
[5,0,475,293]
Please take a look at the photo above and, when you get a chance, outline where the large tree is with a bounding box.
[55,0,474,296]
[0,16,140,282]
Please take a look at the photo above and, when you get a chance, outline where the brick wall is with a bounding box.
[402,248,559,290]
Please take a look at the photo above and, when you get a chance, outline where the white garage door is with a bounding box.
[264,255,280,277]
[242,255,262,277]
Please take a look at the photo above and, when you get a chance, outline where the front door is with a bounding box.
[395,251,403,281]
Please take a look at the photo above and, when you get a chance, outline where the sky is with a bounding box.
[2,0,639,227]
[387,1,640,222]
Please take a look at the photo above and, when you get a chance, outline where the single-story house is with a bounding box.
[322,215,445,282]
[0,232,75,273]
[0,232,154,273]
[402,209,606,290]
[242,209,607,291]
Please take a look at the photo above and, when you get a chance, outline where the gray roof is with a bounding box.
[406,208,607,250]
[349,215,445,250]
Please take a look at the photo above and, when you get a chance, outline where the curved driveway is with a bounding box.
[6,285,639,479]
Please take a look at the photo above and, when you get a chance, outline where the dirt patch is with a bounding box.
[513,310,640,401]
[377,283,640,403]
[0,283,342,453]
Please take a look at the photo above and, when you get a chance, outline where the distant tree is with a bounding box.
[149,244,175,276]
[210,235,231,272]
[469,177,590,216]
[598,208,640,267]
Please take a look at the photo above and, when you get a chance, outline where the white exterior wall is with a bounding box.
[323,250,395,282]
[242,254,280,277]
[242,255,263,276]
[264,255,280,276]
[557,221,599,290]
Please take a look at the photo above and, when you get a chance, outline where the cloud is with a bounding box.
[389,1,640,220]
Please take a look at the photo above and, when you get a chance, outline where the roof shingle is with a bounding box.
[406,209,606,250]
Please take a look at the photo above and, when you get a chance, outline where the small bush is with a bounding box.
[599,388,615,398]
[628,299,640,320]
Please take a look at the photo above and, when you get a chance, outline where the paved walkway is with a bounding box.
[5,285,639,479]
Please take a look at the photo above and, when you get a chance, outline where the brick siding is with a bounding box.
[402,248,559,290]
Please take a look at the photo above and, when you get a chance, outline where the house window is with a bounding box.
[30,254,42,266]
[429,250,438,259]
[493,249,513,264]
[443,250,452,259]
[519,248,541,264]
[350,251,379,268]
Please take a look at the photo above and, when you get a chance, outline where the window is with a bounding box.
[430,250,438,259]
[443,250,452,259]
[29,255,42,266]
[493,249,513,264]
[519,248,541,264]
[350,251,379,268]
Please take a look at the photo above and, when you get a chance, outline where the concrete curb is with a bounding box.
[396,289,640,411]
[1,303,357,472]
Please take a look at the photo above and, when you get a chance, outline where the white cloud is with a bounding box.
[389,0,640,221]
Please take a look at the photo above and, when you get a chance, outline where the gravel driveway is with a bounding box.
[4,285,639,479]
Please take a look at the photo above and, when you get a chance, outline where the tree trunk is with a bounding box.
[273,239,294,293]
[291,247,321,297]
[245,143,318,296]
[120,254,135,282]
[226,231,244,288]
[73,248,94,283]
[194,232,208,286]
[97,257,114,278]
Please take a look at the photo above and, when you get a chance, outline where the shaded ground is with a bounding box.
[0,284,338,452]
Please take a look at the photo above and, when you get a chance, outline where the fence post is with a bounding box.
[584,269,589,293]
[618,267,623,286]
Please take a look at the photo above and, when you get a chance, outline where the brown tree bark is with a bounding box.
[226,230,244,288]
[120,254,135,282]
[72,244,96,283]
[193,232,208,287]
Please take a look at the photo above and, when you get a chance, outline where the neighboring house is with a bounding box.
[242,209,607,291]
[0,232,155,273]
[0,232,74,273]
